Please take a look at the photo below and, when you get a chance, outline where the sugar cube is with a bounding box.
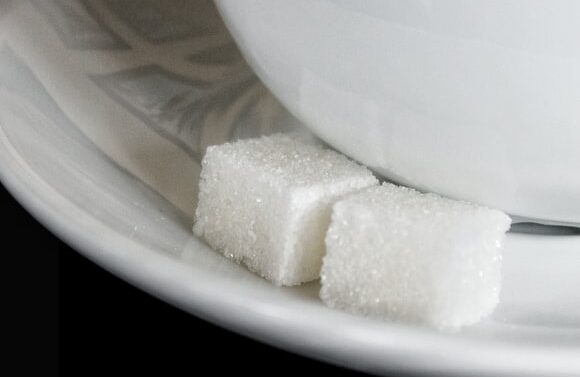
[320,183,511,329]
[193,133,378,286]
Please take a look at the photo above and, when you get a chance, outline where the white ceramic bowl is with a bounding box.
[216,0,580,226]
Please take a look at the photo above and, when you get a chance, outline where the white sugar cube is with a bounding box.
[320,183,511,329]
[193,134,378,286]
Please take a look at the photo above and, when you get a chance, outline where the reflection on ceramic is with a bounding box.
[0,1,579,376]
[216,0,580,226]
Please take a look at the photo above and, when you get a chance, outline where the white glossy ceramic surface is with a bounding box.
[216,0,580,226]
[1,1,579,376]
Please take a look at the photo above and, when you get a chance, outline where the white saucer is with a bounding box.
[1,1,578,375]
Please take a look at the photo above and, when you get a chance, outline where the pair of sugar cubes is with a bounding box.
[194,134,511,329]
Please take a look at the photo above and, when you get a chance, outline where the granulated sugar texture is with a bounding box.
[193,133,511,329]
[320,183,511,330]
[193,133,378,286]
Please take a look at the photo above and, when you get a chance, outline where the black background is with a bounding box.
[3,182,380,376]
